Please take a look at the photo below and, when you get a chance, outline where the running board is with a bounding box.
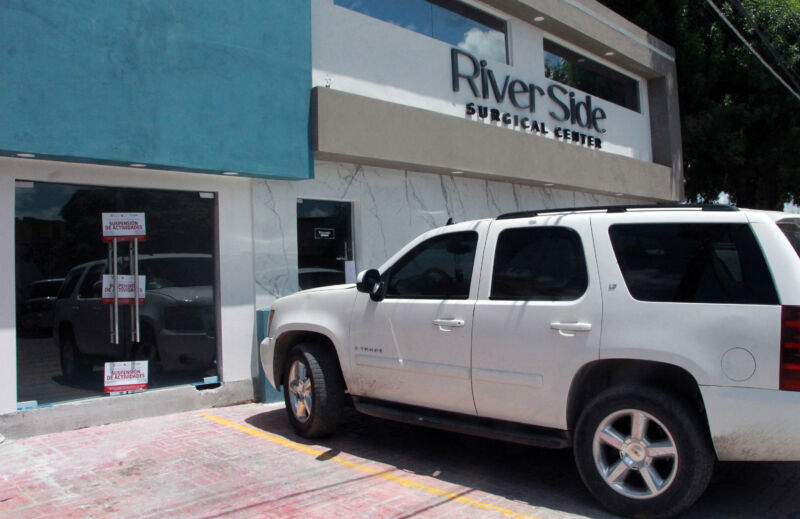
[352,398,570,449]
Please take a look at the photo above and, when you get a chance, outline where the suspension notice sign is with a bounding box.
[102,213,146,242]
[104,361,148,394]
[102,275,146,304]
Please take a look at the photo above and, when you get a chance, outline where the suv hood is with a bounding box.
[299,283,355,294]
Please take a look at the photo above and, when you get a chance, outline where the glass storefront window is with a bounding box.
[15,181,218,406]
[544,39,641,112]
[334,0,508,64]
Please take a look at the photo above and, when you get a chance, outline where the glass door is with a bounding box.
[296,199,354,290]
[15,181,218,406]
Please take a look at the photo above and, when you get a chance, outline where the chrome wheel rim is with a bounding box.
[288,360,313,423]
[592,409,678,499]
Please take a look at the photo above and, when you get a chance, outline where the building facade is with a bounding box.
[0,0,681,437]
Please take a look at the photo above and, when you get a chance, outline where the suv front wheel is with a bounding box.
[283,343,344,438]
[573,385,714,519]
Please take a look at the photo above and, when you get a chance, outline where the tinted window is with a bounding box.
[609,224,778,304]
[57,267,84,299]
[386,231,478,299]
[544,39,640,112]
[778,218,800,257]
[30,280,63,299]
[78,263,106,299]
[334,0,508,63]
[491,227,588,301]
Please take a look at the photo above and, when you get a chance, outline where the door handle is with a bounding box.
[550,322,592,335]
[432,318,465,329]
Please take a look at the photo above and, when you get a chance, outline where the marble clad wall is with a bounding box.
[253,160,637,308]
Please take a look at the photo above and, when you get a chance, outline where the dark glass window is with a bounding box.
[386,231,478,299]
[334,0,508,63]
[30,280,63,299]
[140,256,213,290]
[544,39,640,112]
[778,218,800,258]
[15,181,218,406]
[609,224,778,304]
[296,199,353,290]
[491,227,588,301]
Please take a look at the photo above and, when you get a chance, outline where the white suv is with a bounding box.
[260,205,800,518]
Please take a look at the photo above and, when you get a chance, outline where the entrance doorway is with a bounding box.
[296,199,354,290]
[15,181,218,406]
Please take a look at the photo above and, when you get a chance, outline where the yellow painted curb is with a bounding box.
[199,412,541,519]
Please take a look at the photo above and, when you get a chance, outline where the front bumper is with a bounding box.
[260,336,277,389]
[701,385,800,461]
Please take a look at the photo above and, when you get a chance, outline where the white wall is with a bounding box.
[312,0,652,162]
[0,158,256,414]
[253,160,639,308]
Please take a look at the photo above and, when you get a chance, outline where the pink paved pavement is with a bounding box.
[0,402,581,519]
[3,402,798,519]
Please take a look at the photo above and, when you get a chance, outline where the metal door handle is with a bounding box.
[432,319,465,328]
[550,322,592,332]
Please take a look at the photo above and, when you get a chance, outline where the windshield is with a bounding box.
[778,219,800,257]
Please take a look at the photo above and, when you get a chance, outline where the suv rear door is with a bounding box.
[471,214,602,429]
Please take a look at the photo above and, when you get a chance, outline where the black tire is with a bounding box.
[132,328,161,383]
[133,328,159,366]
[60,334,92,382]
[573,385,715,519]
[282,342,344,438]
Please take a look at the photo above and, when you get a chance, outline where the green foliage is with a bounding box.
[599,0,800,209]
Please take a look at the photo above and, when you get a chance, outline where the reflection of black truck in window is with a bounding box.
[53,254,216,381]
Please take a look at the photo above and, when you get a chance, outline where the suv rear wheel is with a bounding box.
[574,385,714,518]
[283,343,344,438]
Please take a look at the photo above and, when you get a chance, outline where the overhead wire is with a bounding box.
[727,0,800,92]
[705,0,800,102]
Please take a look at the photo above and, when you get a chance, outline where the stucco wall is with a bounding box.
[0,0,312,179]
[312,0,653,162]
[253,160,640,309]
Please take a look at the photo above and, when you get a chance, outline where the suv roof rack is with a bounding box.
[496,204,738,220]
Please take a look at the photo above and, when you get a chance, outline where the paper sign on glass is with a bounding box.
[104,361,148,393]
[101,275,146,304]
[102,212,146,242]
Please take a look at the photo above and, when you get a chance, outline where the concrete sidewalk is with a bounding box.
[1,402,798,519]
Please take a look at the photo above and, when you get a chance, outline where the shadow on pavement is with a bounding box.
[245,406,800,519]
[246,407,613,518]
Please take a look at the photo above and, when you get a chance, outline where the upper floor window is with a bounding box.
[544,39,640,112]
[334,0,508,64]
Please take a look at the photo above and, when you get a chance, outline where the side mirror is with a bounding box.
[356,269,384,301]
